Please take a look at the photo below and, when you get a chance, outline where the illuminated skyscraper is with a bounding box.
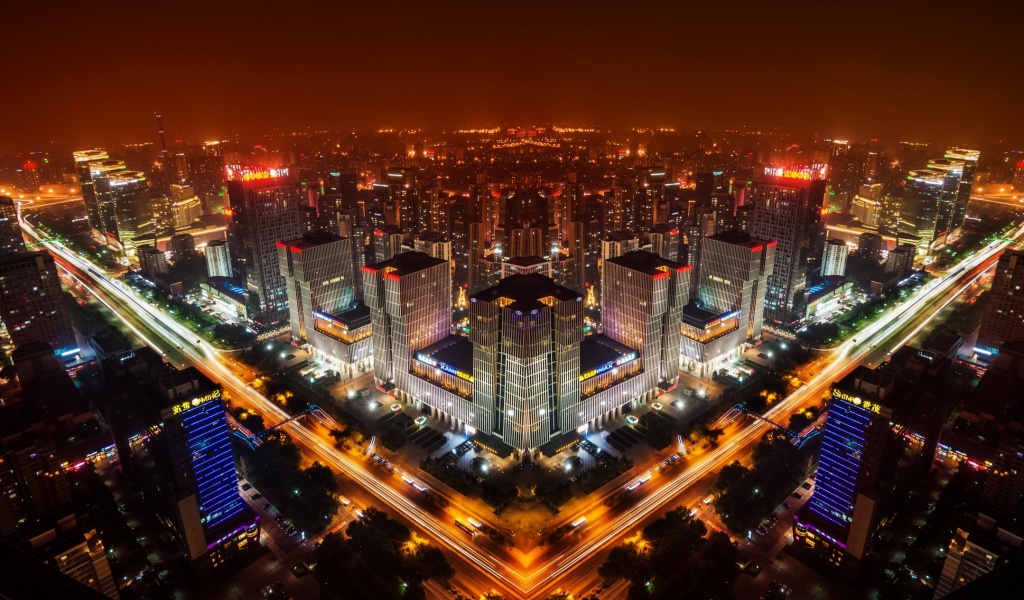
[680,230,774,375]
[469,274,583,449]
[73,151,128,242]
[107,170,149,252]
[205,239,232,278]
[102,350,258,579]
[820,238,848,277]
[943,148,980,241]
[0,196,26,255]
[603,250,689,392]
[976,250,1024,356]
[0,252,78,358]
[364,251,451,392]
[278,231,368,374]
[226,168,307,325]
[747,171,827,324]
[796,351,951,572]
[383,167,421,231]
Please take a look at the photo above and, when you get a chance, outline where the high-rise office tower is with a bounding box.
[205,239,232,278]
[278,230,356,343]
[424,182,449,235]
[364,251,451,392]
[680,230,775,375]
[101,350,258,578]
[383,167,421,231]
[469,274,583,450]
[603,250,689,392]
[883,244,915,277]
[107,170,149,252]
[373,227,406,263]
[73,149,112,237]
[976,250,1024,355]
[645,225,681,263]
[821,238,848,277]
[33,515,120,599]
[796,351,952,572]
[226,168,307,325]
[137,246,168,277]
[747,172,827,324]
[170,233,195,261]
[898,150,977,250]
[0,431,72,534]
[74,153,128,243]
[631,166,669,230]
[0,196,26,255]
[858,232,884,260]
[0,252,78,358]
[943,148,980,241]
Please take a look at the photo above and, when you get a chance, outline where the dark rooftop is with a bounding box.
[682,301,738,328]
[416,232,448,243]
[365,250,446,276]
[606,249,687,276]
[604,231,638,242]
[580,334,637,375]
[332,303,371,329]
[505,255,548,267]
[709,228,773,249]
[414,334,473,375]
[279,229,344,250]
[470,273,581,311]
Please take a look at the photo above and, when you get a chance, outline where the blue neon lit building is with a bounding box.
[101,349,259,580]
[796,355,951,573]
[803,394,875,536]
[175,391,248,533]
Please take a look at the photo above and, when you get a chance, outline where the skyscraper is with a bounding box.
[107,170,149,252]
[73,151,129,243]
[680,230,774,375]
[603,250,689,392]
[0,196,26,255]
[73,149,111,238]
[364,251,451,392]
[469,274,583,450]
[226,168,307,325]
[278,231,362,372]
[820,238,848,277]
[101,349,258,578]
[34,515,120,599]
[747,171,827,325]
[943,148,980,241]
[0,252,78,358]
[796,351,952,572]
[204,239,232,278]
[976,250,1024,356]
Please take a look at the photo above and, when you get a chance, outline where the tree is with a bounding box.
[646,421,673,450]
[409,545,455,583]
[598,509,739,600]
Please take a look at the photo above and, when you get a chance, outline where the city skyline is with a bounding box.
[4,3,1024,599]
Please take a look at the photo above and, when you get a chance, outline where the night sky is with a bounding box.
[2,0,1020,151]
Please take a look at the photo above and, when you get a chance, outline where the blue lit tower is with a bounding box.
[101,350,258,579]
[795,354,951,573]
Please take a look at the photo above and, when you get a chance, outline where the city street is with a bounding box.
[23,213,1024,599]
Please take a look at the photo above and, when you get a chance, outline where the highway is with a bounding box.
[21,211,1024,599]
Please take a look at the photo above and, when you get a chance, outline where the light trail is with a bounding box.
[22,210,1024,600]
